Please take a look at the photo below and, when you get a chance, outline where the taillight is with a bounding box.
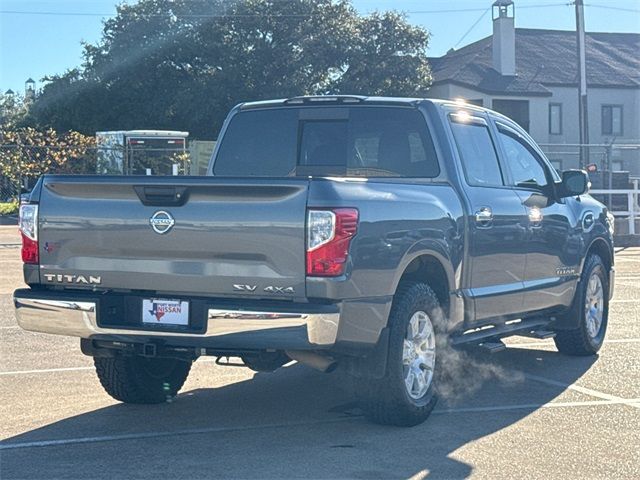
[19,204,39,264]
[306,208,358,277]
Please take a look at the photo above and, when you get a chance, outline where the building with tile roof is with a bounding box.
[426,0,640,173]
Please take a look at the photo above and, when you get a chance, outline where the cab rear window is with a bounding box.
[213,107,440,178]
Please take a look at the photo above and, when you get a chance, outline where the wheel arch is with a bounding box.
[392,246,461,329]
[584,237,613,273]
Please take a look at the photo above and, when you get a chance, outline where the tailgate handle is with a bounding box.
[134,186,188,206]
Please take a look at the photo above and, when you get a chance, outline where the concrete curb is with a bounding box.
[0,216,18,226]
[614,235,640,248]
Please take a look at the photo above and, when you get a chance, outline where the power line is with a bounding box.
[454,7,492,48]
[0,4,577,18]
[585,4,640,13]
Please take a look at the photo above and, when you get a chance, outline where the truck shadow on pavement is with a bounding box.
[2,346,596,479]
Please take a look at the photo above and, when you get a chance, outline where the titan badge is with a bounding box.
[43,274,102,285]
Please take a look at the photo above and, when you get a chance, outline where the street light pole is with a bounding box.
[575,0,589,169]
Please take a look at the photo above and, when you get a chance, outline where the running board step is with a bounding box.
[523,329,556,340]
[450,318,549,346]
[477,340,507,354]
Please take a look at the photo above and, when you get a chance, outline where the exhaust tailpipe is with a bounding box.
[286,350,337,373]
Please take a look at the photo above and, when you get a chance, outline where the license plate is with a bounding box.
[142,299,189,326]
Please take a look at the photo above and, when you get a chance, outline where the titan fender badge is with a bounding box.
[149,210,175,234]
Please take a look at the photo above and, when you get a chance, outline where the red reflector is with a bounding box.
[306,208,358,277]
[21,232,39,264]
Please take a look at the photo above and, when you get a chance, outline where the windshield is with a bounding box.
[213,107,440,178]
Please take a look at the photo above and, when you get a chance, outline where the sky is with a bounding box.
[1,0,639,94]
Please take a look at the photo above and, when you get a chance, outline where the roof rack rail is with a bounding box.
[283,95,367,105]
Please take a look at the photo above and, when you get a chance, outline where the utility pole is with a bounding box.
[575,0,589,168]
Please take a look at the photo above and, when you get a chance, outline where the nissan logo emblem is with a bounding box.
[149,210,175,234]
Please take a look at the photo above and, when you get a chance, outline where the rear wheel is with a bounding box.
[357,282,441,427]
[94,355,192,404]
[554,254,609,356]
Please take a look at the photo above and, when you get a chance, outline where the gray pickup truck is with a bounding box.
[14,96,614,426]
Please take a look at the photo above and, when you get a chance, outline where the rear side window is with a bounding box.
[450,121,504,187]
[214,107,439,178]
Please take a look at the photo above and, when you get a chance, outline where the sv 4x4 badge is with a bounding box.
[233,284,295,294]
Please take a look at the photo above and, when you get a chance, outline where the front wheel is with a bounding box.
[554,254,609,356]
[94,355,192,404]
[356,282,441,427]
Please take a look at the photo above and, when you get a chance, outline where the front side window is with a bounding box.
[214,107,439,178]
[450,120,504,187]
[497,129,549,189]
[549,103,562,135]
[602,105,623,136]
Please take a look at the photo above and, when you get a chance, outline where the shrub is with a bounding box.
[0,201,19,216]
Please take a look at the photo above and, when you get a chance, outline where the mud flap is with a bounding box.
[342,327,390,379]
[552,280,585,331]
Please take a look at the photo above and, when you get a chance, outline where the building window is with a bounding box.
[492,99,530,132]
[602,105,623,136]
[467,99,483,107]
[549,103,562,135]
[550,159,562,172]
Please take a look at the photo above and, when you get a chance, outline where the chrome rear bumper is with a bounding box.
[14,291,340,349]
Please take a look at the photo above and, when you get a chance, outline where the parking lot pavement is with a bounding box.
[1,227,638,479]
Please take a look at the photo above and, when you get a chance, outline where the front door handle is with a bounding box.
[475,207,493,227]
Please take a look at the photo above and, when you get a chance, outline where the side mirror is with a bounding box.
[559,170,589,198]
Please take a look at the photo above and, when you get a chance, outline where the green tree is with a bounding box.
[0,92,29,127]
[0,126,96,194]
[29,0,432,139]
[333,11,432,96]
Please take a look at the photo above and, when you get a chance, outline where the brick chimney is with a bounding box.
[492,0,516,76]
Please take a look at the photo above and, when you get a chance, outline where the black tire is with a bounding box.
[94,355,192,404]
[554,254,609,356]
[357,282,442,427]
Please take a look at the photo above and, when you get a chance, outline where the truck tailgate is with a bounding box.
[37,176,309,298]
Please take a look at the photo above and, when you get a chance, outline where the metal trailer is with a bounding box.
[96,130,189,175]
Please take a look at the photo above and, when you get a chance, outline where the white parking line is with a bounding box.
[1,340,638,376]
[0,366,94,376]
[1,398,634,451]
[507,338,640,349]
[0,418,357,450]
[435,398,639,414]
[0,359,218,376]
[525,373,640,409]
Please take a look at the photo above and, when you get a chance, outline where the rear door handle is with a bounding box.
[475,207,493,227]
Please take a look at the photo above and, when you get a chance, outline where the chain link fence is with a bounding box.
[539,143,640,214]
[538,143,640,184]
[0,145,191,202]
[2,141,639,203]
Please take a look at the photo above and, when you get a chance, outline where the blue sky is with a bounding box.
[1,0,639,93]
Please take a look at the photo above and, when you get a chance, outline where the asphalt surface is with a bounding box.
[0,225,638,479]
